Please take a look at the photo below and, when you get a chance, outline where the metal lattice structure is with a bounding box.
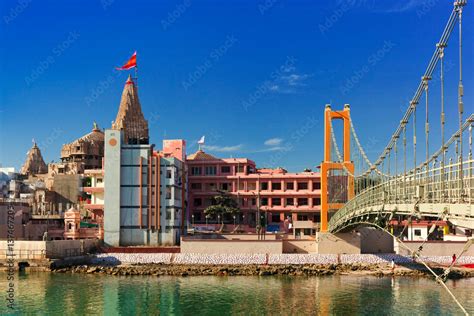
[323,4,472,313]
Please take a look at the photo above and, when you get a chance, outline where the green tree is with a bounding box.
[203,193,240,224]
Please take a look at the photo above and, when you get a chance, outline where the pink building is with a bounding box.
[187,150,321,233]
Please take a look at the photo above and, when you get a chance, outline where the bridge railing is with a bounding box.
[329,158,473,231]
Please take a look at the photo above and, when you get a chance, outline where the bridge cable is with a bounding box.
[413,101,418,185]
[403,123,407,202]
[361,222,469,315]
[456,1,465,201]
[438,42,447,201]
[441,239,473,281]
[360,5,462,175]
[423,75,431,200]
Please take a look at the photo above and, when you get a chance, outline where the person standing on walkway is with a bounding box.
[391,259,395,273]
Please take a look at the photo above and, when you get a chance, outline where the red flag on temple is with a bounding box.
[116,51,137,70]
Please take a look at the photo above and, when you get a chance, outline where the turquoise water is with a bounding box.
[1,272,473,315]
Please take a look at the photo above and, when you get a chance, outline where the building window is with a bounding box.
[205,166,217,175]
[97,178,103,184]
[191,183,202,190]
[166,186,172,199]
[298,198,308,206]
[191,167,201,176]
[221,166,231,173]
[297,214,308,221]
[414,229,422,236]
[166,169,172,179]
[271,182,281,190]
[261,182,268,190]
[237,165,244,173]
[297,182,308,190]
[194,198,202,207]
[272,198,281,206]
[251,198,256,206]
[272,214,281,223]
[193,212,201,222]
[286,182,294,190]
[313,197,321,206]
[221,183,230,191]
[286,198,294,206]
[261,198,268,206]
[314,182,321,190]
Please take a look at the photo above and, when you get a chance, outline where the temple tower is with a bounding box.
[112,75,149,144]
[21,141,48,175]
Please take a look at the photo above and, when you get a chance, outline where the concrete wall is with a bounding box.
[45,239,100,258]
[316,232,361,254]
[181,239,282,254]
[0,239,100,259]
[395,240,474,256]
[283,240,317,253]
[187,234,277,241]
[359,227,394,254]
[104,130,122,246]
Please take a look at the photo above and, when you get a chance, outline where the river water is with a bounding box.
[1,272,473,315]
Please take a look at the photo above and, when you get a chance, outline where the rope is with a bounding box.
[360,5,463,175]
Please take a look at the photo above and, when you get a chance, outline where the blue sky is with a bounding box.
[0,0,472,172]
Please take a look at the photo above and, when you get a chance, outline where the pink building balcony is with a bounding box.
[83,187,104,193]
[83,204,104,210]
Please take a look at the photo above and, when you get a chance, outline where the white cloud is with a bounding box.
[202,144,243,152]
[264,138,283,146]
[281,73,310,86]
[269,84,280,91]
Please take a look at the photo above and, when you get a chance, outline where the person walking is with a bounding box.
[452,253,457,265]
[391,259,395,273]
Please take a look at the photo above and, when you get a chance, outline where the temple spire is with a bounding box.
[21,141,48,175]
[112,75,149,144]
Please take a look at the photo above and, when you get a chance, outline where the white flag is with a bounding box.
[198,136,205,145]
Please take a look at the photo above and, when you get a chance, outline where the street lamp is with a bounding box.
[206,214,209,226]
[233,215,236,227]
[192,214,194,227]
[217,214,221,225]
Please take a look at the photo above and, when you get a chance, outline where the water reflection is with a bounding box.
[0,273,473,315]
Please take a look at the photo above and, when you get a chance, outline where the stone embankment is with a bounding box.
[89,253,474,266]
[48,253,474,279]
[51,263,474,279]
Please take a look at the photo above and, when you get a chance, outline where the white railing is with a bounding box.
[329,158,474,232]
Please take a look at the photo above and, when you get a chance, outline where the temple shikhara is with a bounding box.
[112,75,149,145]
[20,142,47,176]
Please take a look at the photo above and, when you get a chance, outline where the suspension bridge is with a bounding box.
[320,1,472,313]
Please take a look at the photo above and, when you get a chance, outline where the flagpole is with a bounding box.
[135,65,138,90]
